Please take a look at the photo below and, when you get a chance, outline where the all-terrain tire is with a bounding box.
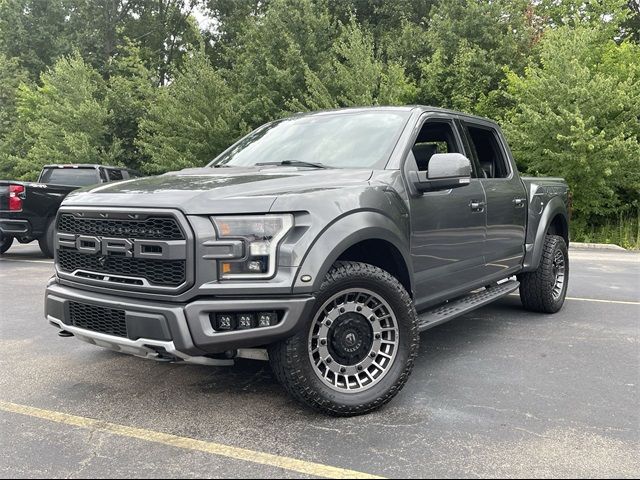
[518,234,569,313]
[269,261,419,416]
[38,221,55,258]
[0,233,13,254]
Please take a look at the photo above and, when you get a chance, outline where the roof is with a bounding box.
[288,105,497,125]
[41,164,130,169]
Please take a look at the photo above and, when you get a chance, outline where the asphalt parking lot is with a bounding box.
[0,243,638,478]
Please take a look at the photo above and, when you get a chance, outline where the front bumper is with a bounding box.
[45,280,316,362]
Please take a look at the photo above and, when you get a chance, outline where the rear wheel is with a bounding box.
[38,221,55,258]
[519,234,569,313]
[269,261,419,416]
[0,233,13,254]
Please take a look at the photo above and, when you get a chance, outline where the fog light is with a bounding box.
[257,311,277,328]
[215,313,235,331]
[210,311,281,332]
[237,313,255,330]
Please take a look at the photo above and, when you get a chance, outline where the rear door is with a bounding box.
[405,114,487,309]
[459,120,527,276]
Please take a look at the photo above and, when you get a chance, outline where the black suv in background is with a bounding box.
[0,164,137,257]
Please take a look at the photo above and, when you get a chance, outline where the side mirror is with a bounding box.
[410,153,472,193]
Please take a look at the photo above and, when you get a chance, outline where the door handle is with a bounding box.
[470,200,486,212]
[513,198,526,208]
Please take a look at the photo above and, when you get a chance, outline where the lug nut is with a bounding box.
[357,365,363,371]
[340,367,346,373]
[326,358,332,364]
[340,307,345,313]
[375,333,381,339]
[320,339,327,346]
[369,316,375,322]
[325,320,332,327]
[370,352,376,358]
[356,306,362,312]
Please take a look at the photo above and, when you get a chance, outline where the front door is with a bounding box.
[406,117,487,310]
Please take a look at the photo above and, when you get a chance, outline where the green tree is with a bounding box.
[503,26,640,221]
[125,0,204,85]
[417,0,534,113]
[223,0,337,126]
[8,54,114,179]
[105,41,156,170]
[0,55,28,138]
[0,0,84,80]
[291,19,416,110]
[137,50,239,173]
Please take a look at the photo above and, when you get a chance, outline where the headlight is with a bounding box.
[211,214,293,279]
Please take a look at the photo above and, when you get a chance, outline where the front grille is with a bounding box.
[55,210,190,291]
[58,249,185,286]
[69,302,127,337]
[57,214,184,240]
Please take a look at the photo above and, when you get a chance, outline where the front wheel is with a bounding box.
[269,261,419,416]
[38,221,55,258]
[519,234,569,313]
[0,233,13,254]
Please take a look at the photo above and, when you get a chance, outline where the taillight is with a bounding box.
[9,184,25,211]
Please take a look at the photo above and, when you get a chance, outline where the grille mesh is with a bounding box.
[57,214,184,240]
[69,302,127,337]
[58,249,185,286]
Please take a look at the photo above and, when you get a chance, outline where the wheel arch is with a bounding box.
[522,196,569,272]
[292,211,413,296]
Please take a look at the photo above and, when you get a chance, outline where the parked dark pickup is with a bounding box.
[0,164,137,257]
[45,107,570,415]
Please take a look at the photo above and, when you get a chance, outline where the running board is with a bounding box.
[418,280,520,332]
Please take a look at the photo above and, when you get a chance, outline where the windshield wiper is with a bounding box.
[255,160,327,169]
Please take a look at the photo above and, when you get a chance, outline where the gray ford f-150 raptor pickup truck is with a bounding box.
[45,106,570,415]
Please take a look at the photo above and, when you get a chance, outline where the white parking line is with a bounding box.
[565,296,639,306]
[0,401,383,479]
[509,293,638,306]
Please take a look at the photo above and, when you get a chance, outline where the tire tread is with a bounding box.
[519,234,568,313]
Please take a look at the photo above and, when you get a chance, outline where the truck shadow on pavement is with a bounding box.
[86,295,543,412]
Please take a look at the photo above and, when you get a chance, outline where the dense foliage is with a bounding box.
[0,0,638,245]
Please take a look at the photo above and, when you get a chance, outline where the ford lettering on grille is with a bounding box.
[55,233,185,260]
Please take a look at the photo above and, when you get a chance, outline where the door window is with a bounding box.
[106,169,124,181]
[464,125,510,179]
[410,121,466,174]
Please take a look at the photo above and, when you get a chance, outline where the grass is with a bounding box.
[572,212,640,250]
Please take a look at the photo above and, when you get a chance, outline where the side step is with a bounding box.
[417,280,520,332]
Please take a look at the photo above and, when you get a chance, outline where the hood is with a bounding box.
[63,166,373,214]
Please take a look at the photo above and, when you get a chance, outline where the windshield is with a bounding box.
[209,111,411,169]
[39,168,99,186]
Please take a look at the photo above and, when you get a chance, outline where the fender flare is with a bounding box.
[292,210,412,294]
[522,196,568,272]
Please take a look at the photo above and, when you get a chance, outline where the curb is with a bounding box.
[570,242,627,251]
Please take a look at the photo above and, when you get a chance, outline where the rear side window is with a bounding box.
[464,125,510,179]
[106,169,124,181]
[39,168,100,186]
